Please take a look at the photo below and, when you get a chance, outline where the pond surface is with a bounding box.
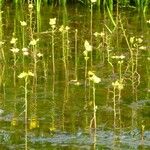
[0,3,150,150]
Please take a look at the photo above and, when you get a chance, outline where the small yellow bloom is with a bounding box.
[100,32,105,37]
[23,51,29,56]
[22,48,29,56]
[88,71,101,83]
[0,41,4,46]
[10,37,18,44]
[88,71,95,76]
[65,26,70,30]
[120,55,125,59]
[84,40,92,51]
[91,74,101,83]
[28,3,33,9]
[18,71,34,78]
[10,47,19,53]
[130,37,135,44]
[49,18,56,26]
[18,72,28,78]
[83,50,88,57]
[29,39,39,46]
[37,52,43,58]
[94,32,99,37]
[28,71,34,77]
[118,60,124,64]
[136,38,143,44]
[139,46,146,50]
[20,21,27,26]
[22,47,28,52]
[59,25,64,32]
[146,20,150,24]
[91,0,97,3]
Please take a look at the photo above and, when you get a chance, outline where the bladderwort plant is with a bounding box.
[69,29,79,85]
[111,79,124,129]
[75,29,78,82]
[94,31,106,64]
[29,38,39,85]
[83,40,93,103]
[49,18,56,74]
[10,37,19,87]
[28,3,34,39]
[111,55,125,129]
[20,21,27,66]
[90,0,96,68]
[18,71,34,150]
[88,71,101,130]
[59,25,70,81]
[83,40,92,81]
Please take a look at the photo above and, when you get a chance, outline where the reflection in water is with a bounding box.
[0,3,150,150]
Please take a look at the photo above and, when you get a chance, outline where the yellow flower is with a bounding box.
[10,47,19,53]
[10,37,17,44]
[139,46,146,50]
[88,71,101,83]
[130,37,135,44]
[28,3,33,9]
[88,71,95,76]
[65,26,70,30]
[18,71,34,78]
[20,21,27,26]
[37,52,43,58]
[136,38,143,44]
[0,41,4,46]
[22,48,28,52]
[59,25,64,32]
[94,32,99,37]
[22,48,29,56]
[91,74,101,83]
[91,0,97,3]
[49,18,56,26]
[28,71,34,76]
[112,80,124,90]
[84,40,92,51]
[18,72,28,78]
[146,20,150,24]
[29,39,39,46]
[23,51,29,56]
[83,50,88,57]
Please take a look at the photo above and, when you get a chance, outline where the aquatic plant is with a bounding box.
[59,25,70,81]
[20,21,27,66]
[18,71,34,150]
[88,71,101,130]
[10,36,20,87]
[83,40,92,80]
[49,18,56,74]
[111,79,124,129]
[90,0,96,67]
[29,38,39,85]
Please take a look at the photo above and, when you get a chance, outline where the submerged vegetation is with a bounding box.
[0,0,150,149]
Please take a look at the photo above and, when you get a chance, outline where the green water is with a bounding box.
[0,3,150,150]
